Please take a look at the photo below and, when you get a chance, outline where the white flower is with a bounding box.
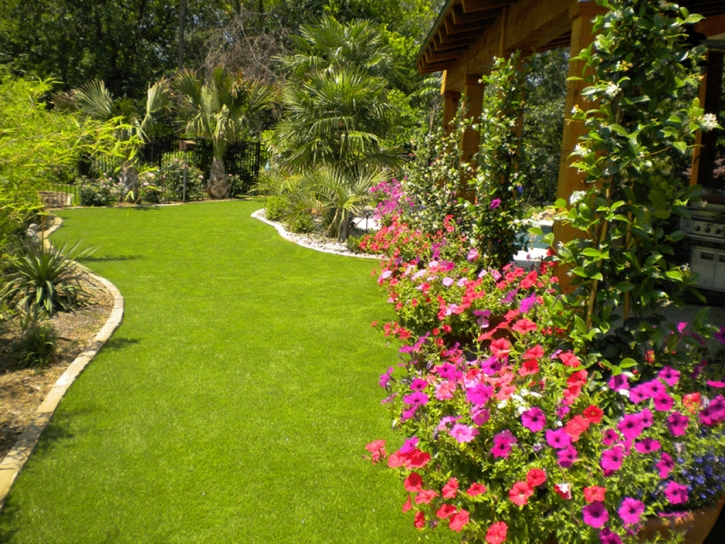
[702,113,719,131]
[569,190,586,205]
[605,83,620,97]
[573,144,588,157]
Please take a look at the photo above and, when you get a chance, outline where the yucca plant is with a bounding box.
[1,240,92,318]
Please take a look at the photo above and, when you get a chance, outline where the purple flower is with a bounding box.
[582,502,609,528]
[450,424,479,444]
[618,497,645,525]
[400,436,419,453]
[638,408,654,428]
[658,366,680,387]
[481,356,503,376]
[557,444,578,468]
[442,277,454,287]
[473,309,491,328]
[466,383,494,406]
[602,428,620,446]
[403,392,429,406]
[599,528,623,544]
[617,414,645,441]
[667,412,689,437]
[490,198,501,209]
[643,380,666,398]
[491,430,517,458]
[652,393,674,412]
[410,378,428,392]
[664,481,688,505]
[436,362,460,380]
[545,429,571,449]
[608,374,629,392]
[379,367,393,388]
[471,408,490,425]
[466,248,479,262]
[656,452,674,479]
[519,293,537,314]
[502,290,517,304]
[629,384,650,404]
[634,438,661,454]
[600,446,625,473]
[521,407,546,432]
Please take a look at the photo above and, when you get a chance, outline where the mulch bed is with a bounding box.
[0,272,114,460]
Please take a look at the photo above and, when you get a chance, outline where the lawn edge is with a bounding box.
[251,208,380,260]
[0,216,125,508]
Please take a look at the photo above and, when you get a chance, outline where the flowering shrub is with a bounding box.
[370,178,413,226]
[78,175,123,206]
[365,218,725,543]
[156,158,205,201]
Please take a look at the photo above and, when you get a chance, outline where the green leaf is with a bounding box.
[619,358,638,369]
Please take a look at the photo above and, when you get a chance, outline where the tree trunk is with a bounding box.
[207,156,231,199]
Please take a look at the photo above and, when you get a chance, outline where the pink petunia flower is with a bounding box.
[449,509,470,532]
[521,406,546,432]
[667,411,689,437]
[602,428,620,446]
[664,481,689,505]
[658,366,680,387]
[450,424,479,444]
[526,468,547,488]
[599,528,623,544]
[467,482,487,496]
[600,446,625,473]
[557,444,578,468]
[656,452,674,479]
[415,489,438,504]
[584,486,607,503]
[582,501,609,528]
[652,393,675,412]
[608,374,629,392]
[617,414,645,441]
[486,521,507,544]
[546,428,572,449]
[436,503,457,519]
[442,478,458,499]
[509,481,534,506]
[618,497,645,525]
[634,437,661,454]
[466,383,494,406]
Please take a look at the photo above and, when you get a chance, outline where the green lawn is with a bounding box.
[0,200,437,543]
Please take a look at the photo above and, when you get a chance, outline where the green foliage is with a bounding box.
[155,159,206,202]
[1,240,91,319]
[272,16,399,172]
[78,175,123,207]
[6,320,57,368]
[401,54,528,268]
[264,195,290,221]
[522,49,569,204]
[553,0,717,361]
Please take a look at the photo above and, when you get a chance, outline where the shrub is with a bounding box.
[7,321,57,368]
[78,175,123,206]
[288,212,316,234]
[1,240,90,318]
[264,195,289,221]
[156,158,205,201]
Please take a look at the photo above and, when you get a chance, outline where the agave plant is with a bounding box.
[1,240,92,318]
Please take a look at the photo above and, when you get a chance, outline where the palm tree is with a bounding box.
[307,165,386,241]
[173,68,273,198]
[272,65,396,171]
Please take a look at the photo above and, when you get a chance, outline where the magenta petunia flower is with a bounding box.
[599,528,623,544]
[410,378,428,392]
[519,293,537,314]
[634,437,661,454]
[466,383,494,406]
[653,393,674,412]
[521,407,546,432]
[545,428,571,449]
[602,428,620,446]
[450,424,479,444]
[481,356,503,376]
[628,384,650,404]
[471,408,490,425]
[658,366,680,387]
[435,362,460,380]
[582,501,609,528]
[618,498,645,525]
[656,452,674,479]
[667,411,689,437]
[600,446,625,473]
[643,379,666,398]
[403,392,429,406]
[400,436,419,453]
[608,374,629,392]
[557,444,578,468]
[490,198,501,209]
[617,414,645,441]
[664,481,688,505]
[379,367,393,388]
[638,408,654,428]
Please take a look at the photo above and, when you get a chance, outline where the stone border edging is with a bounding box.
[0,216,124,507]
[251,208,380,260]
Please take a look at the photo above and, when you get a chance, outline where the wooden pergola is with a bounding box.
[417,0,725,212]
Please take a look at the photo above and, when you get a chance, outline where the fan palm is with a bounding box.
[173,68,273,198]
[273,66,396,171]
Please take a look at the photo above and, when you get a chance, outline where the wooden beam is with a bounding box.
[695,13,725,38]
[445,13,497,35]
[461,0,512,13]
[426,47,470,64]
[452,4,501,24]
[434,33,477,52]
[438,28,482,44]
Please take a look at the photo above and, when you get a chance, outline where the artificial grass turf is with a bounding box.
[0,201,454,543]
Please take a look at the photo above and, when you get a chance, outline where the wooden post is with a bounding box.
[553,0,607,291]
[459,74,485,201]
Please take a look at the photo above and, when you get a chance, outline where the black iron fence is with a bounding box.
[41,137,267,207]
